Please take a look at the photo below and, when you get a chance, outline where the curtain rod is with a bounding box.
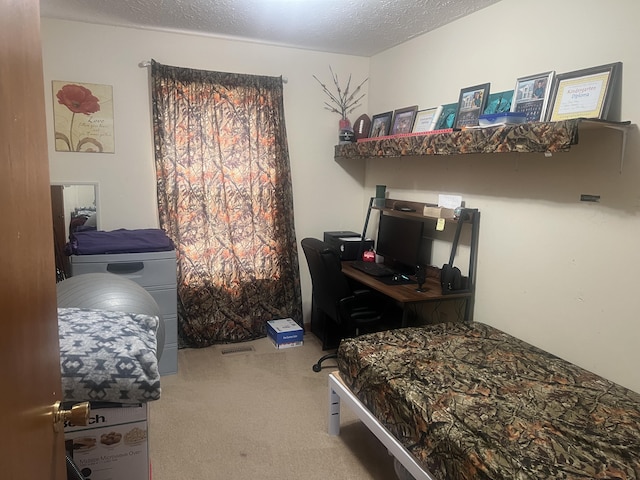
[138,60,288,83]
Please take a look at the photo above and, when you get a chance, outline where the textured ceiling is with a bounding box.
[40,0,502,57]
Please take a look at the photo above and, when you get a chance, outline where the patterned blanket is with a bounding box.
[337,322,640,480]
[58,307,161,404]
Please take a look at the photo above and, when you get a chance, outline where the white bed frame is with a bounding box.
[328,371,436,480]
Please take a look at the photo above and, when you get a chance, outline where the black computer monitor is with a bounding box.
[376,214,424,274]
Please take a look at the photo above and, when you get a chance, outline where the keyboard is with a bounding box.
[350,261,396,277]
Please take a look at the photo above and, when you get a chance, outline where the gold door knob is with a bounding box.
[52,401,90,432]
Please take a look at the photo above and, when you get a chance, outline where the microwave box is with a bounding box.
[323,231,374,261]
[423,206,456,219]
[64,402,149,480]
[267,318,304,349]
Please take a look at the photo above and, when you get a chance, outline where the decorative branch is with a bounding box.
[313,66,368,120]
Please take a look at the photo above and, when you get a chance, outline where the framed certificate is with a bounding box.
[412,106,443,133]
[546,62,621,122]
[511,71,555,122]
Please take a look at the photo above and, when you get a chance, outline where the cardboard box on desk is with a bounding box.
[267,318,303,349]
[64,402,149,480]
[423,206,456,219]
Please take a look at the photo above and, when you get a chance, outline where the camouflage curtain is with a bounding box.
[151,61,302,347]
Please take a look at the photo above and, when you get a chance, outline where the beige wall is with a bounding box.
[368,0,640,392]
[42,0,640,393]
[41,19,369,325]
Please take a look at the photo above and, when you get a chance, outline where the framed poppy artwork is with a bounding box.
[53,81,115,153]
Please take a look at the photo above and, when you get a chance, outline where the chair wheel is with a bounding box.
[312,363,322,372]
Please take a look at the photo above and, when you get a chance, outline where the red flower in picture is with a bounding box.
[56,84,101,114]
[54,83,105,151]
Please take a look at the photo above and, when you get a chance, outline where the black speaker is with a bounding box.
[415,265,426,292]
[440,264,463,294]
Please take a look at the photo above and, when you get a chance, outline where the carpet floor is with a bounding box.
[149,332,398,479]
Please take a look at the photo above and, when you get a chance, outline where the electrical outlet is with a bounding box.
[580,194,600,202]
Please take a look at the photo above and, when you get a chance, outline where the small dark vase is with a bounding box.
[338,118,355,144]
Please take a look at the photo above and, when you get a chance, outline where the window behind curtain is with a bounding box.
[151,60,302,347]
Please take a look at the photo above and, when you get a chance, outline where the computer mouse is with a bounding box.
[392,274,402,282]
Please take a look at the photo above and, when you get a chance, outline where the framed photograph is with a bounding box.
[412,106,443,133]
[369,111,393,138]
[434,103,458,130]
[454,83,490,129]
[390,105,418,135]
[484,90,514,115]
[510,71,555,122]
[546,62,621,122]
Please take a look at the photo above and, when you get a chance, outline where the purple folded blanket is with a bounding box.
[68,228,175,255]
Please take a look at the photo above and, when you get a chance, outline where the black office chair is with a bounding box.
[301,237,385,372]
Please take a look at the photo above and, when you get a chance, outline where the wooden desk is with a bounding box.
[341,261,474,325]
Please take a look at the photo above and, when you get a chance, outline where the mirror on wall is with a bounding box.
[51,183,99,280]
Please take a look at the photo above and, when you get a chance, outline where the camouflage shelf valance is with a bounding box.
[334,119,627,159]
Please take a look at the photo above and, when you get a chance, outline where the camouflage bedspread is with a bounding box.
[337,322,640,480]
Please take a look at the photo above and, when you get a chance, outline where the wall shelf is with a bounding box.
[373,198,457,223]
[335,119,631,169]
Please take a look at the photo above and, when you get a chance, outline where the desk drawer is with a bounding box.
[70,250,178,376]
[70,251,176,288]
[146,286,177,317]
[162,315,178,345]
[158,345,178,376]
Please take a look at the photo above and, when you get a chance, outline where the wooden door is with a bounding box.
[0,0,66,478]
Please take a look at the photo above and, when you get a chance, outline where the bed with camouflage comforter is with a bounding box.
[336,321,640,480]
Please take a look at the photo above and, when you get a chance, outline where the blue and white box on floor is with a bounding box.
[267,318,303,349]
